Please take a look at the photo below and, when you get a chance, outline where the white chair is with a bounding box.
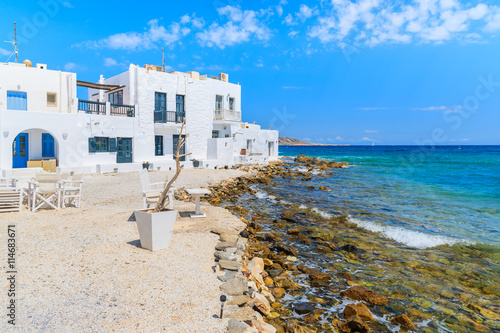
[60,174,83,208]
[139,169,175,209]
[27,174,62,212]
[0,177,18,189]
[0,188,23,213]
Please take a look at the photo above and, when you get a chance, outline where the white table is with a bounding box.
[185,188,211,218]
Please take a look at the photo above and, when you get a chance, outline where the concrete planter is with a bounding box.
[134,209,178,251]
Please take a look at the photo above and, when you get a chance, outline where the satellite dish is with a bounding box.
[23,59,32,68]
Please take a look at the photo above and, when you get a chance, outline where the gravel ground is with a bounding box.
[0,169,246,332]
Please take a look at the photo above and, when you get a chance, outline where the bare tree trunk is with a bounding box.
[154,119,191,212]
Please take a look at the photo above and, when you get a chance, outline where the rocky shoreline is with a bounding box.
[197,156,499,333]
[204,157,415,333]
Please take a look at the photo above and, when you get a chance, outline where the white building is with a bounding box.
[0,61,279,174]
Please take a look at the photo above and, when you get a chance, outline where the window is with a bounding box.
[155,92,166,111]
[89,137,109,153]
[176,95,185,113]
[42,133,55,157]
[7,91,27,110]
[247,139,253,153]
[108,90,123,105]
[212,130,220,138]
[155,136,163,156]
[229,97,235,111]
[47,93,57,107]
[215,95,223,111]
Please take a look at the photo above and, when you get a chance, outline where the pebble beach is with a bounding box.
[0,169,246,332]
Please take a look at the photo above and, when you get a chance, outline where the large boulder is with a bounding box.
[293,302,316,315]
[254,293,271,315]
[342,314,370,333]
[221,277,248,296]
[390,314,416,330]
[344,303,374,321]
[215,250,237,261]
[274,276,299,290]
[340,286,389,305]
[219,260,242,271]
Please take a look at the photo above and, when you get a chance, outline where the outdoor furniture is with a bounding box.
[60,174,84,208]
[0,189,23,212]
[0,177,18,189]
[185,188,211,218]
[26,174,62,211]
[139,169,175,209]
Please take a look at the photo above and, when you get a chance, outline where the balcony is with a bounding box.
[214,109,241,121]
[78,100,105,115]
[154,110,185,124]
[78,100,135,117]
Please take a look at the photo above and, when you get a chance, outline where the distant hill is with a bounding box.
[279,137,351,146]
[279,137,308,145]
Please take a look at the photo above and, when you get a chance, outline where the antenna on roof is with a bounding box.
[4,22,18,63]
[162,48,165,72]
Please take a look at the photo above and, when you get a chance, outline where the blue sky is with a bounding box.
[2,0,500,145]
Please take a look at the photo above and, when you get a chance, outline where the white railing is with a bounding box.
[213,110,241,121]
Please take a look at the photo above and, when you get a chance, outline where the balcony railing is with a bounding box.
[110,103,135,117]
[78,100,105,115]
[154,111,185,124]
[214,109,241,121]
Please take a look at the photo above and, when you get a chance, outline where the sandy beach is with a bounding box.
[0,169,247,332]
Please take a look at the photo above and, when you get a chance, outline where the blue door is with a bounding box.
[42,133,55,157]
[12,133,29,168]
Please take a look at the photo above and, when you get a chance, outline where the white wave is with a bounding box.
[348,216,471,249]
[312,208,333,218]
[299,204,308,209]
[251,186,278,202]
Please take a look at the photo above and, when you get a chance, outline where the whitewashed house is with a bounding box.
[0,61,278,174]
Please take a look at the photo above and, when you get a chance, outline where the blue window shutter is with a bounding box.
[42,134,54,157]
[7,91,27,110]
[89,138,97,153]
[109,138,117,152]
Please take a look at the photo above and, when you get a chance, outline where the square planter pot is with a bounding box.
[134,209,178,251]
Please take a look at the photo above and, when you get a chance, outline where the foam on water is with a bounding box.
[311,207,333,219]
[348,216,471,249]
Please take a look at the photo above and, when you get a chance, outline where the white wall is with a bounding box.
[0,63,76,114]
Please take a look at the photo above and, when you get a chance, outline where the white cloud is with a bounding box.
[255,62,264,67]
[283,4,318,26]
[308,0,500,46]
[362,137,375,142]
[62,2,73,8]
[77,15,203,51]
[302,137,312,142]
[64,62,77,71]
[0,47,11,56]
[364,130,378,133]
[197,6,272,49]
[288,30,299,37]
[104,58,118,67]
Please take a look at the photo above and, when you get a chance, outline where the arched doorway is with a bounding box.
[12,129,58,169]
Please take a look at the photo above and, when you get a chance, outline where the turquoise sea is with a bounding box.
[279,145,500,249]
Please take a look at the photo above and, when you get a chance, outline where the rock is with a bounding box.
[269,321,285,333]
[248,258,265,274]
[339,244,363,254]
[212,228,239,236]
[221,277,248,296]
[342,315,370,333]
[272,243,298,256]
[239,231,250,238]
[297,265,315,274]
[236,238,246,251]
[263,258,273,267]
[314,245,332,253]
[284,319,299,332]
[226,306,264,322]
[344,303,374,321]
[341,286,389,305]
[288,228,300,235]
[218,270,237,282]
[293,302,316,315]
[224,305,242,318]
[226,247,238,254]
[254,293,271,315]
[319,186,328,191]
[293,325,316,333]
[268,269,283,278]
[274,276,299,290]
[338,272,353,280]
[264,276,274,287]
[267,312,280,319]
[252,320,277,333]
[390,314,416,330]
[215,250,237,261]
[229,295,249,307]
[467,304,500,320]
[271,263,283,270]
[221,233,239,243]
[309,270,331,282]
[219,260,242,271]
[272,287,286,298]
[216,242,237,251]
[228,318,248,331]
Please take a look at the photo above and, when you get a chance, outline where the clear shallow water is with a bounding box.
[279,145,500,248]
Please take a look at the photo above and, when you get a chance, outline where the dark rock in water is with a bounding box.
[342,315,370,333]
[218,270,237,282]
[274,276,299,289]
[341,286,389,305]
[293,302,316,315]
[390,314,416,330]
[268,269,283,278]
[314,245,332,253]
[309,270,331,282]
[344,303,374,321]
[288,228,300,235]
[239,230,249,238]
[338,272,353,280]
[297,265,315,274]
[272,243,298,256]
[339,244,362,254]
[284,319,299,332]
[319,186,329,191]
